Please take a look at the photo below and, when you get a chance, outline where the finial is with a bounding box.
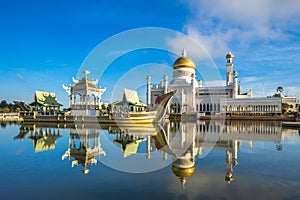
[182,49,187,57]
[83,70,90,78]
[181,178,186,190]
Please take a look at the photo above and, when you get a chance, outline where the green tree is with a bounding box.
[101,104,107,111]
[271,86,284,98]
[0,100,8,108]
[282,103,290,114]
[276,86,283,93]
[107,104,112,111]
[3,107,10,113]
[272,93,281,98]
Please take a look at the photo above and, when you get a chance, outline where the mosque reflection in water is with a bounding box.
[16,120,299,187]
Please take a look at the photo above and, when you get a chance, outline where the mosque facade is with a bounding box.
[146,51,282,116]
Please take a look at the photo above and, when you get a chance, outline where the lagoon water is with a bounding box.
[1,121,300,200]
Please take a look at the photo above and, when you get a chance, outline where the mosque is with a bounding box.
[146,50,282,116]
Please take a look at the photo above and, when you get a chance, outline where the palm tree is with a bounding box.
[276,86,283,93]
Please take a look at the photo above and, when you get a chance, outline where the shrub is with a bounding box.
[3,107,10,113]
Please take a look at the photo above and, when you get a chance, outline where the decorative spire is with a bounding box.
[181,178,186,190]
[83,70,90,79]
[182,49,187,57]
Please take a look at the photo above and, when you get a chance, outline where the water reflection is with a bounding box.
[14,126,62,152]
[61,129,106,174]
[1,120,22,128]
[16,120,299,187]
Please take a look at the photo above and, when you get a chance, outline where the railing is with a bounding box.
[72,105,99,110]
[0,113,22,121]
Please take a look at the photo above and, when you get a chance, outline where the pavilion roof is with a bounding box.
[72,77,100,92]
[29,91,62,107]
[113,88,146,107]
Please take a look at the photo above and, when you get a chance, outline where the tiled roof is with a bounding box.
[29,91,62,107]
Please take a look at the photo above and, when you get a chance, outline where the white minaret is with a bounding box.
[225,149,234,183]
[233,140,239,166]
[146,76,151,108]
[226,52,234,86]
[191,73,196,112]
[233,71,238,98]
[198,80,202,87]
[146,135,151,159]
[163,75,168,94]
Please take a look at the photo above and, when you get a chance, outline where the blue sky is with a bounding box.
[1,0,300,107]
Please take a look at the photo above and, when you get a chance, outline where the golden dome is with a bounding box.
[172,165,195,180]
[173,50,196,70]
[226,52,234,59]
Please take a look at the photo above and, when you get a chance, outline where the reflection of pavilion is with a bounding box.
[24,127,62,152]
[14,121,299,184]
[113,134,145,158]
[28,129,61,152]
[152,120,288,187]
[62,129,106,174]
[108,126,157,158]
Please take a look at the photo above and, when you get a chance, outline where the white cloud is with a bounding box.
[185,0,300,30]
[240,76,261,84]
[178,0,300,58]
[185,27,234,58]
[165,32,213,61]
[165,0,300,100]
[283,86,300,99]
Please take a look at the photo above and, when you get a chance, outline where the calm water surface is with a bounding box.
[0,121,300,200]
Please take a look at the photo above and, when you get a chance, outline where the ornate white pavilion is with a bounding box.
[63,70,106,116]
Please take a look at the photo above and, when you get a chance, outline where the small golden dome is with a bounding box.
[173,50,196,70]
[226,52,234,59]
[225,175,234,183]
